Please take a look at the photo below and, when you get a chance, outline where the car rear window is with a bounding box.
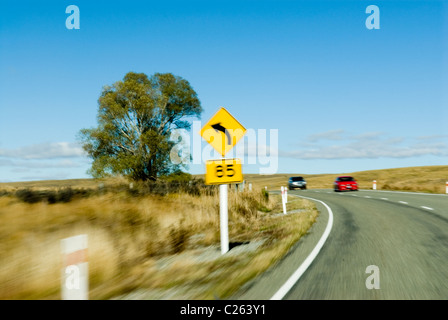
[291,177,304,181]
[339,177,354,182]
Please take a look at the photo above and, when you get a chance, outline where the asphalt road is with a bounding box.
[234,189,448,300]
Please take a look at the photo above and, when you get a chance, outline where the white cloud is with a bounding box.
[281,131,448,160]
[0,142,88,181]
[416,134,448,141]
[307,129,345,142]
[351,131,385,140]
[0,159,82,169]
[0,142,86,160]
[18,172,71,182]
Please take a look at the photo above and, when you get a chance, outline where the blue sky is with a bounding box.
[0,0,447,182]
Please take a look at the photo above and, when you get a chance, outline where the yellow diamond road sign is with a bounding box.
[200,107,247,156]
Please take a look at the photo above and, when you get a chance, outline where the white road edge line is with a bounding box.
[358,189,447,196]
[270,195,334,300]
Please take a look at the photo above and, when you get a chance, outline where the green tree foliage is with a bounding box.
[78,72,202,181]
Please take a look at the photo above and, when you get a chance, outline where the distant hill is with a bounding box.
[0,177,124,191]
[197,165,448,194]
[1,165,447,194]
[240,165,448,194]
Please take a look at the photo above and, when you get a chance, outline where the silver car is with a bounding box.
[288,176,307,190]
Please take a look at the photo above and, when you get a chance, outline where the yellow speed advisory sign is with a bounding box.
[205,158,243,185]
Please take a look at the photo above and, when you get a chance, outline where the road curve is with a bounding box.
[234,189,448,300]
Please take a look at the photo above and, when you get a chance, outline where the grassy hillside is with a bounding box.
[2,165,447,194]
[0,177,120,191]
[239,165,448,194]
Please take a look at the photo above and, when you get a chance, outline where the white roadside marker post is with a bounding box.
[446,181,448,194]
[220,184,229,255]
[61,234,88,300]
[373,180,377,190]
[281,186,287,214]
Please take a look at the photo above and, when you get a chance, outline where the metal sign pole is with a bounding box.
[220,183,229,254]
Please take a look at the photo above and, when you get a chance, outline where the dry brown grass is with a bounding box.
[0,184,317,300]
[220,165,448,194]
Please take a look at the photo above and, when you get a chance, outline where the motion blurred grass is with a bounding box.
[0,179,317,300]
[2,165,442,299]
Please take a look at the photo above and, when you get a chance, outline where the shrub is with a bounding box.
[57,187,73,202]
[126,178,215,198]
[0,190,10,197]
[162,171,193,183]
[15,187,91,204]
[261,188,269,202]
[15,189,45,204]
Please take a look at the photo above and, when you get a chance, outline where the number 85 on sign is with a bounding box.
[205,158,243,185]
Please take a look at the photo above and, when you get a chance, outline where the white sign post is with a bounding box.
[61,234,88,300]
[446,181,448,194]
[373,180,377,190]
[220,184,229,255]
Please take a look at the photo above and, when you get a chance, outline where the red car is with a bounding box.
[334,176,358,192]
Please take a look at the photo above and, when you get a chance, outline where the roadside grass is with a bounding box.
[233,165,448,194]
[0,184,318,300]
[2,164,443,299]
[2,165,446,194]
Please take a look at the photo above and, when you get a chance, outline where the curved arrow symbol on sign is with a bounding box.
[211,122,232,145]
